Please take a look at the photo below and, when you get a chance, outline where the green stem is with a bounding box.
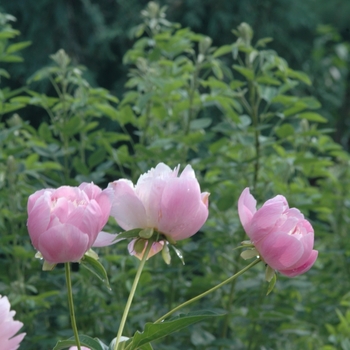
[154,258,261,324]
[114,242,153,350]
[65,263,81,350]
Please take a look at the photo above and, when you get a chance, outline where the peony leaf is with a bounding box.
[53,335,108,350]
[125,310,225,350]
[80,255,111,290]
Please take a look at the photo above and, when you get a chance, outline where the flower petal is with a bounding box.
[93,231,122,247]
[38,224,89,263]
[109,179,148,230]
[158,177,208,240]
[279,250,318,277]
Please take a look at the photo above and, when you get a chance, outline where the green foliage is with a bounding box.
[1,3,350,350]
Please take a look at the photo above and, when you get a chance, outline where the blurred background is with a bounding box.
[1,1,350,349]
[1,0,350,146]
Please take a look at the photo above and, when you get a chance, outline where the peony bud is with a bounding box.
[238,188,318,277]
[27,183,112,264]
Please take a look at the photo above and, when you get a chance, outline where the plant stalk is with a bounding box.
[154,258,261,324]
[65,263,81,350]
[114,242,153,350]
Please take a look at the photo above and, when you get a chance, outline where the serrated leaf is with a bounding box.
[53,335,108,350]
[126,310,225,349]
[80,255,111,290]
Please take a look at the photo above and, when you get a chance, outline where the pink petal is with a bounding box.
[179,164,195,178]
[128,239,164,260]
[279,250,318,277]
[66,201,102,246]
[5,332,26,350]
[238,188,257,234]
[27,188,53,213]
[135,173,167,228]
[95,190,112,226]
[109,180,148,230]
[249,198,286,243]
[79,182,101,199]
[256,231,304,270]
[38,224,89,263]
[27,192,52,248]
[157,177,208,240]
[93,231,122,247]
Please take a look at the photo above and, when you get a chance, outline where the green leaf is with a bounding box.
[213,44,233,58]
[255,37,273,48]
[287,68,311,85]
[95,103,119,119]
[256,76,281,86]
[116,228,143,240]
[297,112,328,123]
[0,55,23,63]
[275,124,295,138]
[88,148,106,169]
[6,41,31,54]
[190,118,212,130]
[80,255,111,290]
[0,68,10,78]
[53,335,108,350]
[126,310,225,349]
[233,65,254,81]
[266,272,277,295]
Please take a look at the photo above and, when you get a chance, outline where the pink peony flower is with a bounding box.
[0,295,26,350]
[238,188,318,277]
[69,347,90,350]
[108,163,209,258]
[27,182,112,264]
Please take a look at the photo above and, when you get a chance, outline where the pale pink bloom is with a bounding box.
[238,188,318,277]
[27,183,112,264]
[108,163,209,258]
[69,347,90,350]
[0,295,25,350]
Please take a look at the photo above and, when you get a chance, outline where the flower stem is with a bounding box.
[154,258,261,324]
[65,263,81,350]
[114,242,153,350]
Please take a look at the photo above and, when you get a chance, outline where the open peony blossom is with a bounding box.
[238,188,318,277]
[108,163,209,258]
[27,182,112,264]
[0,295,26,350]
[69,347,90,350]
